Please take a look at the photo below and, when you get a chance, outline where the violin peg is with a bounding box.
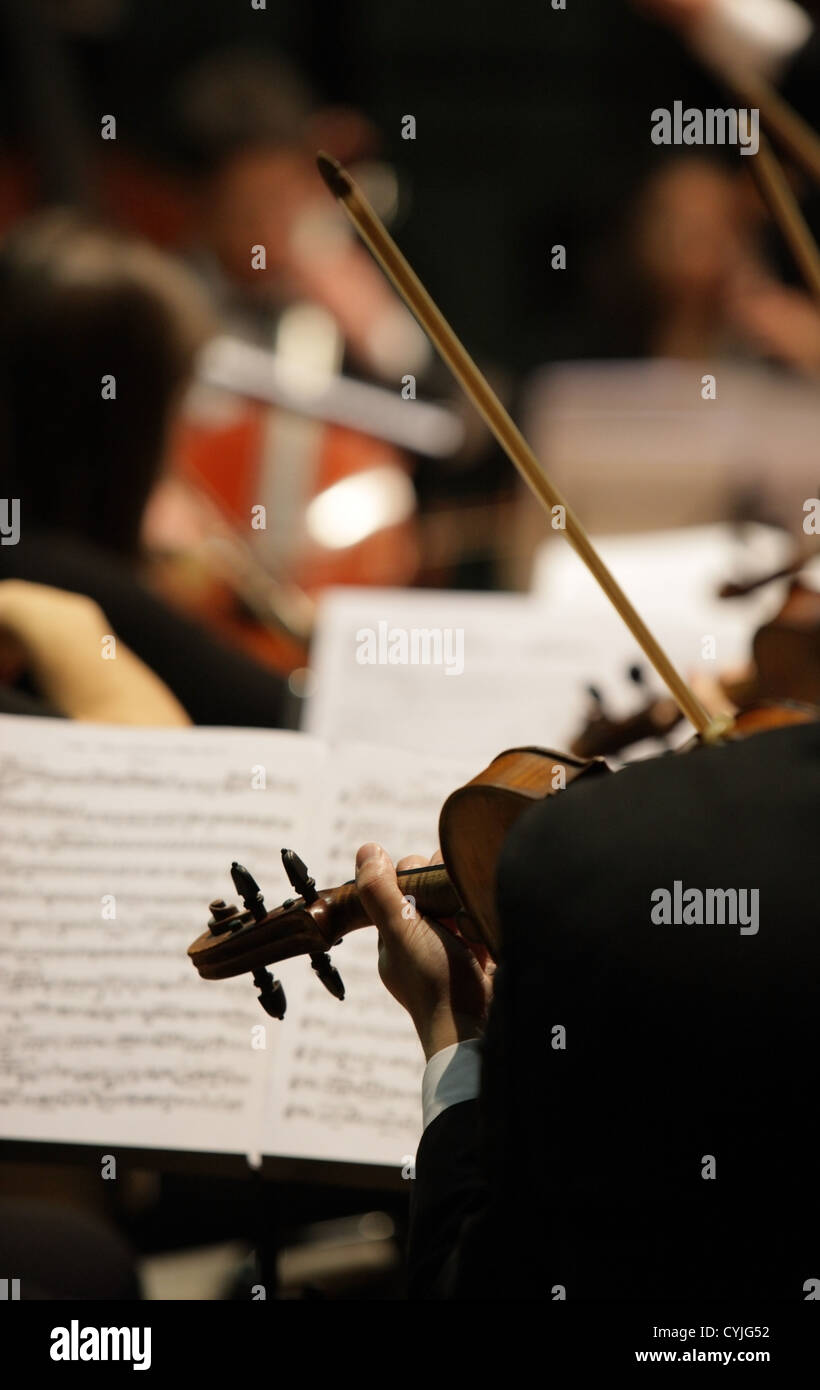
[207,899,243,935]
[252,968,287,1020]
[310,951,345,1001]
[231,862,267,922]
[281,848,318,905]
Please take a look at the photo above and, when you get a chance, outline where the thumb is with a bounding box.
[355,843,411,939]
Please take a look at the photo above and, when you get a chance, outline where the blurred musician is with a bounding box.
[175,48,431,382]
[168,49,430,601]
[0,210,292,727]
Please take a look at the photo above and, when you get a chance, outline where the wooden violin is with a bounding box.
[188,155,820,1015]
[188,701,816,1017]
[187,747,607,1014]
[723,577,820,710]
[570,665,683,760]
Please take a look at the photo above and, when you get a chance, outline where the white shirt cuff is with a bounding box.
[422,1038,482,1131]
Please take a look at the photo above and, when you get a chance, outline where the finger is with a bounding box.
[355,843,414,938]
[396,854,426,872]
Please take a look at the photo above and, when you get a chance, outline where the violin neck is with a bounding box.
[325,863,461,936]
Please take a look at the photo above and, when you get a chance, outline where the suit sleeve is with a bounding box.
[406,956,519,1299]
[406,1099,489,1298]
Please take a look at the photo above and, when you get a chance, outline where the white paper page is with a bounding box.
[263,741,476,1170]
[523,359,820,533]
[530,524,800,739]
[304,587,635,761]
[532,523,793,640]
[303,583,732,761]
[305,519,807,767]
[0,717,323,1156]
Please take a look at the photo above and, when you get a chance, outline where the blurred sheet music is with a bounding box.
[305,587,625,760]
[304,556,783,761]
[523,360,820,537]
[532,522,793,618]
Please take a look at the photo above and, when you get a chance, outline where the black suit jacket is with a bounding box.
[408,721,820,1299]
[0,530,292,728]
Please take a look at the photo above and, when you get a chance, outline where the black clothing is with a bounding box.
[0,530,293,729]
[409,721,820,1299]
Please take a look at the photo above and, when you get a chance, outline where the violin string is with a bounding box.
[317,152,723,742]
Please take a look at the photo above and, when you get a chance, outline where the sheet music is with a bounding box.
[532,523,793,645]
[0,717,322,1156]
[305,526,807,766]
[304,585,716,759]
[305,587,617,760]
[263,741,476,1169]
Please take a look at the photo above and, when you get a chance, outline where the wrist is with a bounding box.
[417,1008,483,1063]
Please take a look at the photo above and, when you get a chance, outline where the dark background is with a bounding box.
[0,0,734,371]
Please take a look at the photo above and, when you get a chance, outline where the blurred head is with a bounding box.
[176,49,316,284]
[175,49,376,286]
[632,156,744,303]
[0,210,213,557]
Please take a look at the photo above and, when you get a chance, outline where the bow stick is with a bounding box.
[317,152,724,742]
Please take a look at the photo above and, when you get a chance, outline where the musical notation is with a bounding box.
[264,742,474,1167]
[0,716,473,1168]
[0,719,318,1155]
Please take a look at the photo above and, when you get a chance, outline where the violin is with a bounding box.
[570,665,683,761]
[188,700,817,1018]
[723,577,820,710]
[573,574,820,761]
[188,155,820,1015]
[187,747,606,1014]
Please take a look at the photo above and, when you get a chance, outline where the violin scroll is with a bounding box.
[188,849,464,1016]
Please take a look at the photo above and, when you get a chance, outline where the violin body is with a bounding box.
[731,579,820,709]
[438,746,610,956]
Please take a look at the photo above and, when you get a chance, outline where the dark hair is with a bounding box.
[0,210,212,556]
[174,49,315,175]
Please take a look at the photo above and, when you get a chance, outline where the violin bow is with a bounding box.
[713,58,820,307]
[677,44,820,306]
[317,152,723,743]
[748,131,820,306]
[725,64,820,190]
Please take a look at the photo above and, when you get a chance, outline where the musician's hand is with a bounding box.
[355,842,494,1061]
[0,580,190,726]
